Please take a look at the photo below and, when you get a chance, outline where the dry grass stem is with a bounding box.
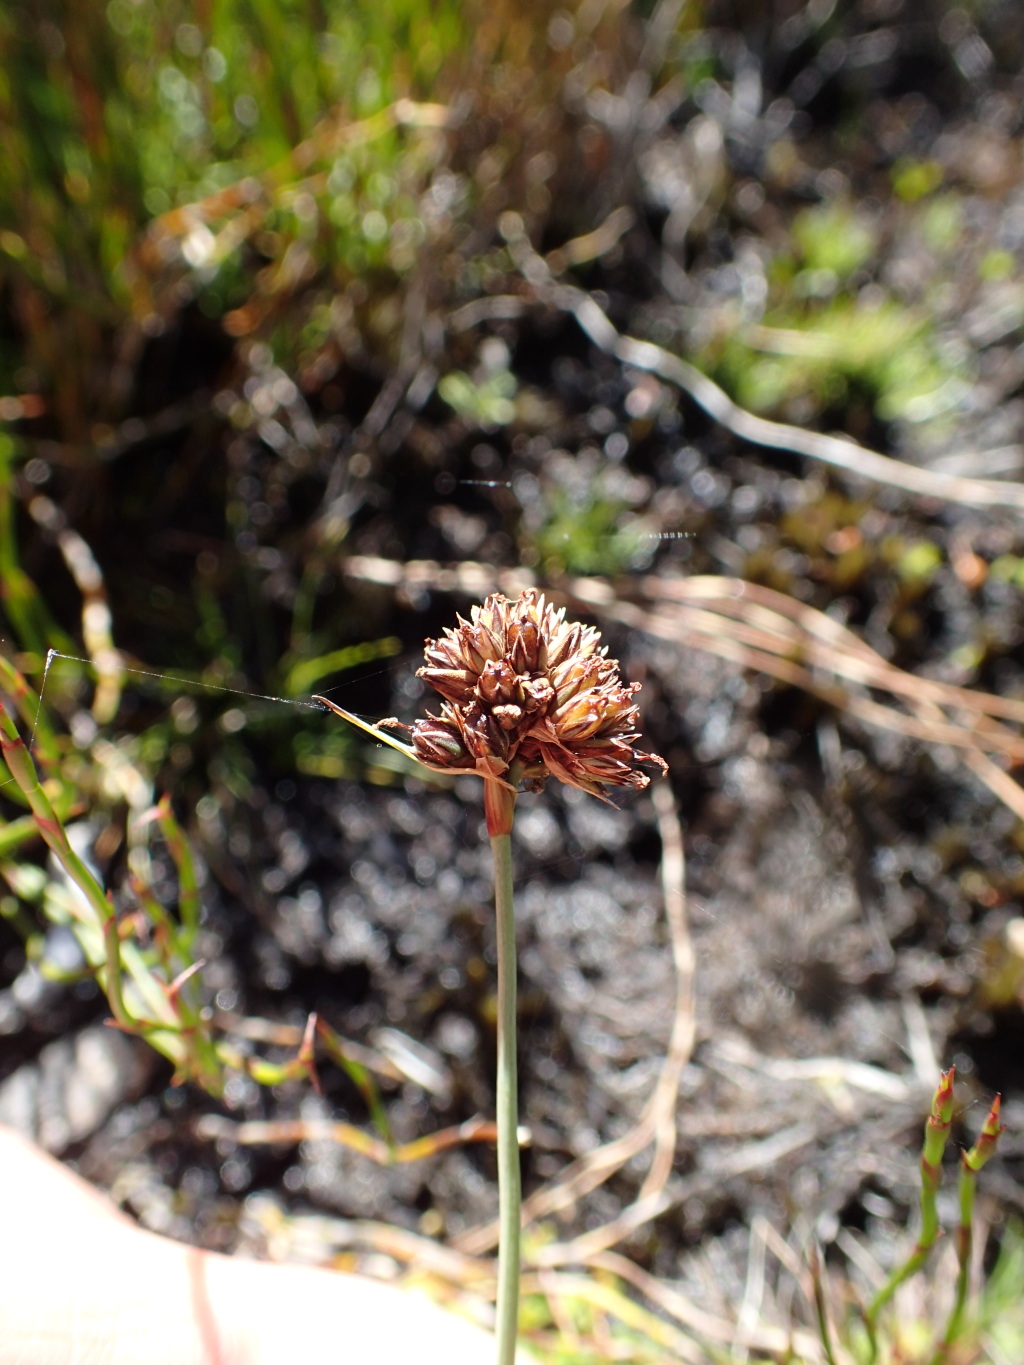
[517,1271,710,1365]
[492,223,1024,513]
[25,495,123,722]
[639,777,695,1201]
[342,558,1024,826]
[211,1011,406,1083]
[587,1249,828,1361]
[709,1038,918,1104]
[196,1114,497,1166]
[252,1207,492,1286]
[735,1214,771,1361]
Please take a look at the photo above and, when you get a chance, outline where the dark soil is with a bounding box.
[2,0,1024,1347]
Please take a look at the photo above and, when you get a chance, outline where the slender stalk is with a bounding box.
[809,1244,839,1365]
[318,590,666,1363]
[0,697,184,1058]
[490,826,521,1365]
[865,1068,956,1363]
[0,698,114,928]
[154,795,200,942]
[935,1094,1004,1359]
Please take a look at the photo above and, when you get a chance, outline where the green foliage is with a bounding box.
[283,636,402,697]
[0,651,406,1130]
[439,368,518,426]
[791,201,878,285]
[2,0,460,224]
[532,488,647,578]
[892,157,944,203]
[0,0,464,419]
[0,433,66,655]
[989,554,1024,589]
[979,1222,1024,1362]
[920,195,964,252]
[699,173,985,440]
[712,298,959,427]
[894,540,942,586]
[979,248,1015,283]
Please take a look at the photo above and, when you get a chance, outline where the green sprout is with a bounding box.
[439,368,518,427]
[857,1068,1006,1365]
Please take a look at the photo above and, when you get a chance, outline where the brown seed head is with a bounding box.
[412,711,471,767]
[411,589,666,801]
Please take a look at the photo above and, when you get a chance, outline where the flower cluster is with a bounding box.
[410,590,666,802]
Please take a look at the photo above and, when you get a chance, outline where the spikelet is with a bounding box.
[412,590,666,801]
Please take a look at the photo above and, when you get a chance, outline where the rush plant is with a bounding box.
[0,651,472,1160]
[847,1067,1006,1365]
[316,587,667,1365]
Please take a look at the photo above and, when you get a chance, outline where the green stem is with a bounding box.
[491,829,521,1365]
[935,1095,1004,1360]
[809,1244,839,1365]
[154,796,200,943]
[0,699,115,929]
[0,697,183,1058]
[865,1068,956,1363]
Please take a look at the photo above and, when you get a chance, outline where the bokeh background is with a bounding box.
[2,2,1024,1360]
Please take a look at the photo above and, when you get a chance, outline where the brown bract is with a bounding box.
[411,590,667,802]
